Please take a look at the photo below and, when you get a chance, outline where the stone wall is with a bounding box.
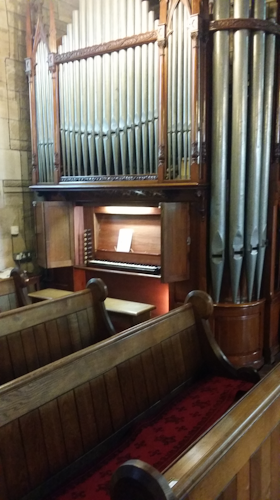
[0,0,78,272]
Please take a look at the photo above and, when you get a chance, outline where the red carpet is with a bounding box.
[49,376,253,500]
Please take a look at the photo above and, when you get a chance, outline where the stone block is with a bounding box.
[10,139,31,151]
[0,118,10,149]
[0,149,21,179]
[9,118,30,141]
[6,58,27,92]
[0,99,9,120]
[7,11,25,32]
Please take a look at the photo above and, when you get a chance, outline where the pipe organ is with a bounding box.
[26,0,280,369]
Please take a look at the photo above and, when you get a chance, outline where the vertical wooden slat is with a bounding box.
[130,355,149,413]
[222,477,237,500]
[7,332,28,378]
[86,305,96,342]
[0,336,14,384]
[151,343,169,398]
[271,424,280,499]
[67,313,83,351]
[20,409,49,489]
[90,375,113,441]
[33,323,52,367]
[171,332,187,384]
[56,316,73,357]
[0,421,30,500]
[39,399,68,475]
[74,382,99,451]
[260,436,271,500]
[117,360,138,421]
[180,326,202,379]
[104,368,126,431]
[21,327,40,372]
[77,309,92,347]
[8,293,17,310]
[58,390,84,463]
[236,461,250,500]
[141,348,160,405]
[0,454,9,500]
[250,446,262,500]
[161,337,178,390]
[45,319,62,361]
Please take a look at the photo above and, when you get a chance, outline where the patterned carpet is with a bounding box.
[49,376,253,500]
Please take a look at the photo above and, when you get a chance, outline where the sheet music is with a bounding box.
[116,228,133,252]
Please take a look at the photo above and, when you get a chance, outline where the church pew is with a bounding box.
[0,278,115,385]
[0,290,259,500]
[0,277,18,312]
[112,362,280,500]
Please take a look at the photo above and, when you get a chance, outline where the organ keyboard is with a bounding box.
[88,259,161,275]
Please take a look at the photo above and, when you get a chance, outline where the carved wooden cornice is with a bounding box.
[53,31,158,66]
[210,18,280,36]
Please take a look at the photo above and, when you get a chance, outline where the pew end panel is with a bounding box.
[0,291,259,500]
[111,363,280,500]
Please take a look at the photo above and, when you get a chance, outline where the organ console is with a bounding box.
[26,0,280,369]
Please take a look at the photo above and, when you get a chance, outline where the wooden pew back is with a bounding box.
[0,302,204,499]
[0,278,115,385]
[0,277,17,312]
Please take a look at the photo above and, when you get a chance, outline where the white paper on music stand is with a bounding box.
[116,228,133,252]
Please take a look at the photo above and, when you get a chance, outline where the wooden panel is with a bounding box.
[0,295,11,312]
[270,423,280,499]
[77,309,92,348]
[8,293,17,310]
[151,343,170,398]
[39,400,68,475]
[0,455,9,500]
[7,332,27,378]
[74,382,99,451]
[21,327,40,372]
[0,336,14,384]
[236,462,250,500]
[117,361,138,421]
[130,355,149,413]
[171,332,187,384]
[161,337,179,391]
[90,375,113,441]
[161,202,190,282]
[180,326,203,379]
[221,478,237,499]
[45,319,62,362]
[35,201,47,268]
[56,316,73,356]
[20,409,49,489]
[33,323,52,367]
[67,313,83,351]
[58,391,84,463]
[141,348,160,405]
[105,368,126,431]
[250,447,263,500]
[0,421,30,500]
[43,201,74,268]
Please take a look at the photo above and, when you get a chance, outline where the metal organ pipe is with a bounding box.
[229,0,250,304]
[209,0,230,304]
[72,10,82,176]
[79,0,88,175]
[245,0,266,302]
[256,28,276,299]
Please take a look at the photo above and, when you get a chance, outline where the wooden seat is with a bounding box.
[28,288,74,301]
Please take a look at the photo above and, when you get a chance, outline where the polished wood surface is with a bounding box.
[212,300,265,369]
[28,288,74,301]
[0,278,115,385]
[0,277,17,312]
[0,290,258,500]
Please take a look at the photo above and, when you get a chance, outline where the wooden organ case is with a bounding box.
[27,0,280,369]
[27,0,208,318]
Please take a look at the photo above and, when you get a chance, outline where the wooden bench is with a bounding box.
[0,278,115,385]
[0,290,259,500]
[112,363,280,500]
[0,277,17,312]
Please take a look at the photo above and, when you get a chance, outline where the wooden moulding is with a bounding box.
[212,299,265,369]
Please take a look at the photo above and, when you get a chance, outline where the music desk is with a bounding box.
[28,288,74,302]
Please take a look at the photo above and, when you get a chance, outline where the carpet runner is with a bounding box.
[48,376,253,500]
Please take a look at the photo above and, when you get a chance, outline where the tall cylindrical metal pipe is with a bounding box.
[257,30,276,298]
[209,0,230,303]
[229,0,250,303]
[245,0,266,301]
